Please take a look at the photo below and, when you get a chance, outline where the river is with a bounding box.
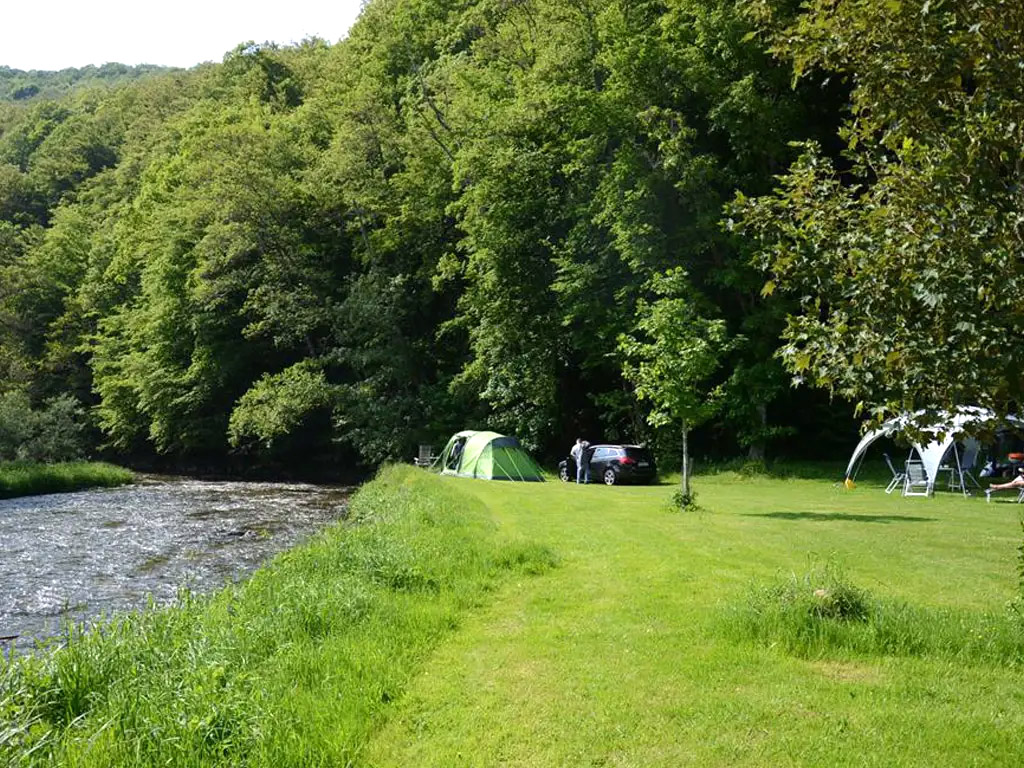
[0,476,351,649]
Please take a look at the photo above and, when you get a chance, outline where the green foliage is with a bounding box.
[0,390,34,456]
[0,391,86,462]
[619,267,732,493]
[670,487,699,511]
[0,0,908,468]
[619,268,731,431]
[229,362,337,449]
[0,64,171,103]
[734,0,1024,431]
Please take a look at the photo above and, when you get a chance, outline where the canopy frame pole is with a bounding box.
[952,443,967,498]
[850,449,868,482]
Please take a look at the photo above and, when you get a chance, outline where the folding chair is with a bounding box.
[883,453,906,494]
[948,442,982,495]
[903,460,932,496]
[958,442,982,491]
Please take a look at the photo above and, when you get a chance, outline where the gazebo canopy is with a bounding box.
[844,407,1024,492]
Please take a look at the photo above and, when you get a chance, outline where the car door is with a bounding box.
[589,446,610,474]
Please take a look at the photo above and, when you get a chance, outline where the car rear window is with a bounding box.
[625,447,653,462]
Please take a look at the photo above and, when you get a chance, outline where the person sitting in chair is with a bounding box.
[985,466,1024,499]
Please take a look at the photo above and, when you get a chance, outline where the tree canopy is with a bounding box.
[10,0,1011,470]
[734,0,1024,432]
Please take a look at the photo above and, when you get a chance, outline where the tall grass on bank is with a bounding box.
[0,465,557,767]
[727,562,1024,665]
[0,461,134,499]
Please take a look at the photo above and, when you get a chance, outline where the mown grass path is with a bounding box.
[366,472,1024,766]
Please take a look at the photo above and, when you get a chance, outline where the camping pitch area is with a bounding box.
[366,465,1024,765]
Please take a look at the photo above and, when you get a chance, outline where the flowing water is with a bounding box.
[0,476,351,649]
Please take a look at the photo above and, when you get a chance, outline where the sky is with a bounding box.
[0,0,365,71]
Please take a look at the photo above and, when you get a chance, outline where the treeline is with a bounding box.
[0,63,173,103]
[0,0,905,471]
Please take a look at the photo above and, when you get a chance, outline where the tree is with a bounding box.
[619,268,732,502]
[228,361,337,451]
[733,0,1024,431]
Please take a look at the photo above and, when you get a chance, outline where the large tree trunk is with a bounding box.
[681,420,690,498]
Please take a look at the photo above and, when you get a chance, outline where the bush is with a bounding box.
[0,390,34,458]
[0,392,86,462]
[671,488,699,511]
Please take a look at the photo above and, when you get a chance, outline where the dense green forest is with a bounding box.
[0,63,172,103]
[1,0,1018,472]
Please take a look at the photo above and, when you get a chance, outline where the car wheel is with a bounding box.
[603,468,616,486]
[559,464,570,482]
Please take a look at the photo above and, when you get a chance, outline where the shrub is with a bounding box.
[671,488,699,511]
[0,392,86,462]
[20,395,86,462]
[0,390,34,459]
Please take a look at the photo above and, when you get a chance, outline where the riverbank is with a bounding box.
[0,461,134,499]
[0,465,556,766]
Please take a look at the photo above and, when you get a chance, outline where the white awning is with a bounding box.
[845,407,1023,492]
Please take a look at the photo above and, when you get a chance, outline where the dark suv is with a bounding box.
[559,444,657,485]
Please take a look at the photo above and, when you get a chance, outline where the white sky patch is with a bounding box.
[0,0,365,71]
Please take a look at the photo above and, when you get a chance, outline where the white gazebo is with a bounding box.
[844,407,1024,496]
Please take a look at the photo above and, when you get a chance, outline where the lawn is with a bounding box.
[365,467,1024,766]
[4,464,1022,766]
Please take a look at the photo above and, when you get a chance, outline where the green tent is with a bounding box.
[437,430,545,482]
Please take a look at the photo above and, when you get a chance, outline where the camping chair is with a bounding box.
[945,442,981,495]
[883,453,906,494]
[413,444,436,467]
[903,460,932,497]
[956,443,982,492]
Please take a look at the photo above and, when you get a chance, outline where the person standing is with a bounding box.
[570,439,584,484]
[571,438,591,484]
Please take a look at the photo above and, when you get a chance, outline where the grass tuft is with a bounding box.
[493,540,560,575]
[729,562,1024,665]
[0,461,133,499]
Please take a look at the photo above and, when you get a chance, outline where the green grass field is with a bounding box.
[0,461,133,498]
[364,467,1024,766]
[4,463,1023,766]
